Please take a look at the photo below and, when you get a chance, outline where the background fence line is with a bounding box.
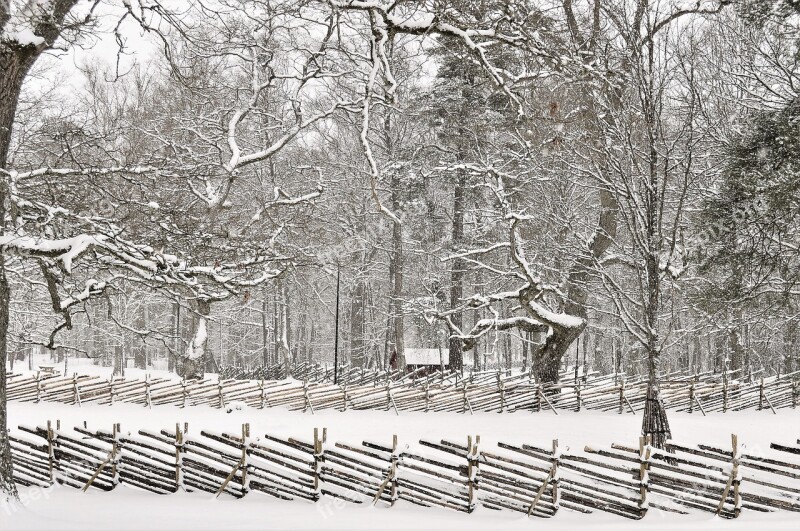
[6,366,800,414]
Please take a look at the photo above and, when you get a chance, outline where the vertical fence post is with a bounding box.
[638,435,651,518]
[312,427,322,501]
[303,381,314,414]
[463,384,469,414]
[259,379,266,409]
[535,385,542,413]
[758,378,764,411]
[689,382,694,414]
[144,374,152,409]
[467,435,480,512]
[390,434,398,505]
[109,423,120,488]
[34,371,42,403]
[386,382,399,416]
[551,439,560,513]
[716,433,741,517]
[241,423,250,496]
[174,422,184,492]
[372,434,398,506]
[424,382,430,413]
[723,380,728,413]
[46,420,55,484]
[731,433,741,518]
[73,374,81,406]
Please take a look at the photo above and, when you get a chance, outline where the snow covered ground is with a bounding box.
[5,486,800,531]
[3,399,799,529]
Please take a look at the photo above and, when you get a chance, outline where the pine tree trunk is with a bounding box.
[262,291,269,367]
[390,182,404,367]
[449,170,466,373]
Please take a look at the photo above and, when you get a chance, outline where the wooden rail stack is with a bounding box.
[10,421,800,520]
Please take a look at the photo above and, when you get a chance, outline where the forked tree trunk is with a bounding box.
[529,179,617,387]
[534,324,583,385]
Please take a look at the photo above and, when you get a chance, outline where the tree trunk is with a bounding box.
[785,319,797,374]
[183,300,210,380]
[273,289,280,366]
[262,290,269,367]
[0,32,38,502]
[170,302,179,372]
[308,322,315,362]
[349,279,367,367]
[449,170,466,373]
[390,186,404,368]
[133,303,147,370]
[113,345,124,377]
[521,331,528,372]
[729,324,744,373]
[534,326,580,384]
[280,281,292,373]
[640,64,671,448]
[0,261,17,499]
[642,258,671,448]
[0,0,94,498]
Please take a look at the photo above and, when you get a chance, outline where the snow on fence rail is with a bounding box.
[6,367,800,415]
[9,421,800,520]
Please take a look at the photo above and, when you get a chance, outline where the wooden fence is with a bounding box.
[10,421,800,519]
[6,367,799,415]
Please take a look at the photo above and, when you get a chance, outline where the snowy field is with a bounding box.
[4,487,800,531]
[3,398,799,530]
